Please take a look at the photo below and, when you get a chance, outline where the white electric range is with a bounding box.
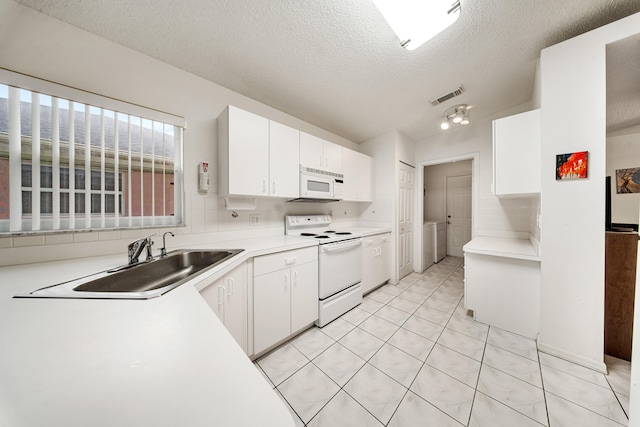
[285,215,362,327]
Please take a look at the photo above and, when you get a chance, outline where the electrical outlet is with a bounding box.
[250,215,260,226]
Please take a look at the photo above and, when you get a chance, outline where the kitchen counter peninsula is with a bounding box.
[0,235,316,427]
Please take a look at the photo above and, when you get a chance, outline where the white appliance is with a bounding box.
[285,215,362,327]
[436,221,446,262]
[423,222,435,271]
[289,166,343,203]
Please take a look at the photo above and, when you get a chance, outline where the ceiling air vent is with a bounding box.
[430,85,464,106]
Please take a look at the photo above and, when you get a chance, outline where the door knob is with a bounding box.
[447,221,451,224]
[447,215,451,218]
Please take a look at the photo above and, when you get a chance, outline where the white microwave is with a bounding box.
[290,166,343,202]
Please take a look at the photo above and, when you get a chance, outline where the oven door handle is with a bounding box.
[321,239,362,252]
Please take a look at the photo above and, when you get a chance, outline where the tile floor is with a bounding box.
[253,257,631,427]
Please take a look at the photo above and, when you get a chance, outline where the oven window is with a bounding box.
[307,180,330,192]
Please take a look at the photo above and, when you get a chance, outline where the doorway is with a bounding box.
[416,153,478,273]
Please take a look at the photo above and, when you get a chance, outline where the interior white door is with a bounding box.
[446,175,472,257]
[398,162,415,279]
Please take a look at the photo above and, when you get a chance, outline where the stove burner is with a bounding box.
[336,232,352,235]
[315,235,330,239]
[300,233,317,236]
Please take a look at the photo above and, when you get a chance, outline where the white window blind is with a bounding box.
[0,69,184,233]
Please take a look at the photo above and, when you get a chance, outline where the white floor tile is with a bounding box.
[257,343,309,386]
[360,297,385,314]
[413,304,452,326]
[606,366,631,397]
[377,283,404,296]
[367,288,396,304]
[546,392,627,427]
[375,305,412,326]
[438,327,486,361]
[307,390,384,427]
[387,296,422,314]
[446,315,490,342]
[539,352,609,388]
[277,362,340,424]
[402,316,444,341]
[359,314,400,341]
[483,344,542,388]
[320,317,356,340]
[312,342,366,387]
[469,392,545,427]
[410,364,475,425]
[541,365,627,425]
[426,343,481,388]
[341,306,372,326]
[486,327,537,361]
[369,343,423,387]
[344,363,407,425]
[388,391,463,427]
[477,364,547,425]
[339,327,385,360]
[388,327,436,361]
[398,289,429,304]
[423,296,458,314]
[605,355,631,374]
[290,327,335,359]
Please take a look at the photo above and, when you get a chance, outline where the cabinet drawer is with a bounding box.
[254,246,318,276]
[362,233,391,247]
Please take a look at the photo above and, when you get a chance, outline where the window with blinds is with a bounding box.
[0,72,184,234]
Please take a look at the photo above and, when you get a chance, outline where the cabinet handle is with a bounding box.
[324,157,328,169]
[319,155,323,168]
[262,180,266,193]
[272,182,276,194]
[284,273,289,291]
[293,271,298,287]
[227,278,235,297]
[218,285,226,307]
[285,257,296,265]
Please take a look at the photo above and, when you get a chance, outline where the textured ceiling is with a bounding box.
[14,0,640,142]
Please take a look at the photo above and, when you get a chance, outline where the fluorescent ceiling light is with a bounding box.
[372,0,461,50]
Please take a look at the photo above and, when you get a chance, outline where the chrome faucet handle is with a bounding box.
[160,231,175,257]
[128,234,156,264]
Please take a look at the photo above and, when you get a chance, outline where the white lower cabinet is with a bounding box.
[253,247,318,354]
[361,233,391,294]
[200,263,247,353]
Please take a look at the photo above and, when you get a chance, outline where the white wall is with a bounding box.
[0,1,364,267]
[538,12,640,372]
[607,130,640,225]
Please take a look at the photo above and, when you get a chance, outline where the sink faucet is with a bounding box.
[160,231,175,257]
[128,234,155,265]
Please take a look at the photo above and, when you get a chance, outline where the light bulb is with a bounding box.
[440,121,450,130]
[460,116,470,125]
[452,115,463,124]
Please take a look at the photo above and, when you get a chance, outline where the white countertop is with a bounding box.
[463,236,541,262]
[0,235,318,427]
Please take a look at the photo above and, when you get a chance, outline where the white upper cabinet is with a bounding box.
[218,106,269,196]
[269,121,299,198]
[492,109,541,196]
[342,148,372,202]
[218,106,300,198]
[300,132,343,174]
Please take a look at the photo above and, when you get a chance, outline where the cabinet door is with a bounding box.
[300,132,324,170]
[361,239,378,294]
[323,141,343,174]
[228,106,269,196]
[200,278,225,321]
[493,109,540,196]
[222,264,247,352]
[253,269,291,354]
[290,261,319,332]
[341,148,359,201]
[358,153,372,202]
[376,240,391,286]
[269,121,300,198]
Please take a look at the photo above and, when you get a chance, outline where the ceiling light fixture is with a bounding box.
[440,104,471,130]
[372,0,461,50]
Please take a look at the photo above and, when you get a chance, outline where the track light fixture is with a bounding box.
[440,104,470,130]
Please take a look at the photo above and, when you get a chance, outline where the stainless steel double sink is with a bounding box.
[16,249,243,300]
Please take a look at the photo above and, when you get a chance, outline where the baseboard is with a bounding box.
[537,339,608,374]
